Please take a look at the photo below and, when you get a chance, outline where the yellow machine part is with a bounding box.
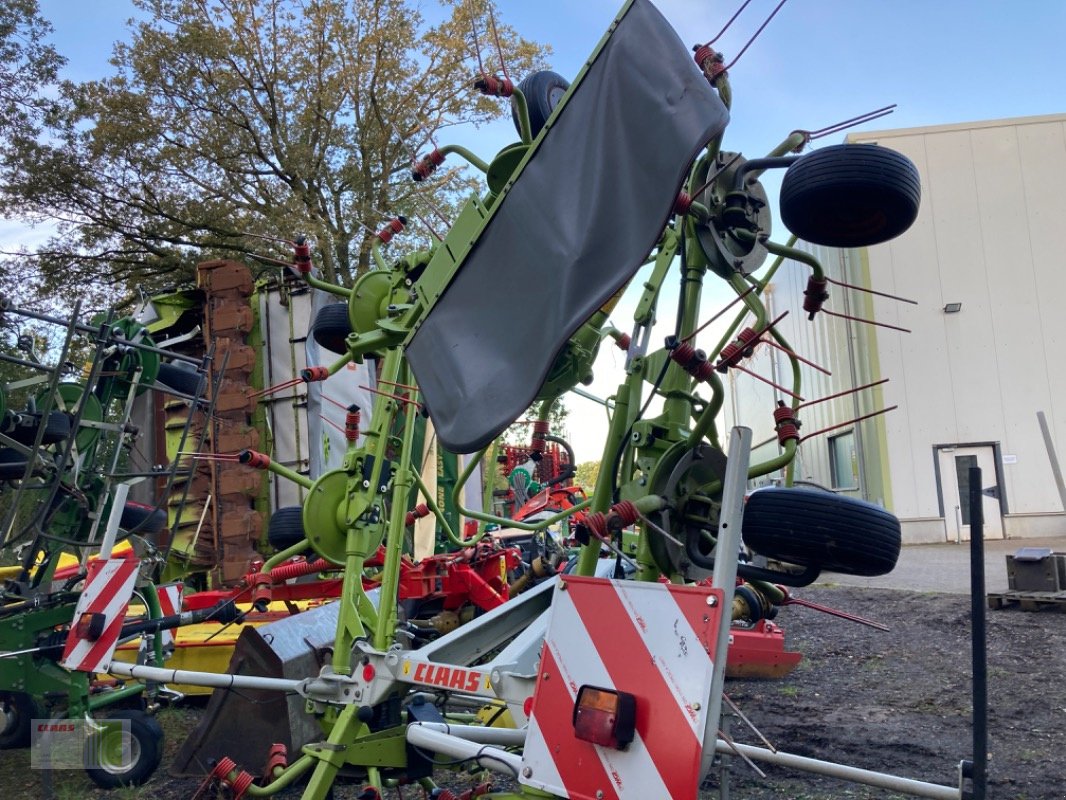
[112,599,327,695]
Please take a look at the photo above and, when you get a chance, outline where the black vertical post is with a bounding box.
[969,466,988,800]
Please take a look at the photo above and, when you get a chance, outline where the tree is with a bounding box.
[0,0,64,146]
[573,460,600,491]
[0,0,548,301]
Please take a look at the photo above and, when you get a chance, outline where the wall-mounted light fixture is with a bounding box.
[943,302,962,313]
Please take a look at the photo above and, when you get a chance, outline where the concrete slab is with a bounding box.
[816,536,1066,595]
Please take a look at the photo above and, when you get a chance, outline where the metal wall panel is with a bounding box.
[724,114,1066,542]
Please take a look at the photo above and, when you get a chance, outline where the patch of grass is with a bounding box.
[778,685,799,697]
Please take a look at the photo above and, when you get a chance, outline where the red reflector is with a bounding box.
[523,696,534,717]
[362,664,376,682]
[75,611,107,641]
[572,685,636,750]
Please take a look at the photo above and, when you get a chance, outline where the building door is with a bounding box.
[937,446,1004,541]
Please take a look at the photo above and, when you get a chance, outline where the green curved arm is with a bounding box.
[437,144,490,174]
[263,539,313,572]
[303,271,352,298]
[511,88,533,145]
[411,470,462,547]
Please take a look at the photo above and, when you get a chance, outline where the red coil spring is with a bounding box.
[293,240,312,274]
[715,328,759,372]
[345,406,361,442]
[529,419,549,455]
[581,500,639,541]
[211,757,237,780]
[674,192,693,216]
[375,217,405,244]
[475,74,514,97]
[405,503,430,527]
[239,450,271,469]
[412,149,445,182]
[611,500,640,527]
[803,276,829,318]
[581,511,608,540]
[431,790,459,800]
[670,341,714,382]
[773,404,801,444]
[301,366,330,383]
[693,44,726,80]
[230,770,255,798]
[267,558,328,583]
[264,743,288,776]
[615,332,631,352]
[693,44,716,67]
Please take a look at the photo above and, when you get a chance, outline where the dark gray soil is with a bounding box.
[4,586,1063,799]
[709,586,1066,800]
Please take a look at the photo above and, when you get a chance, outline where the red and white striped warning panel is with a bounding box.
[520,576,725,799]
[60,556,140,673]
[155,582,184,650]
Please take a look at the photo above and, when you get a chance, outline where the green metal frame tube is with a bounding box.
[373,381,419,649]
[264,539,313,572]
[264,458,315,490]
[411,471,460,546]
[575,370,636,577]
[304,271,352,298]
[240,754,316,796]
[438,144,491,174]
[512,88,533,145]
[86,683,146,712]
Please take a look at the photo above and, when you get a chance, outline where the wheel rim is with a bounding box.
[95,725,140,775]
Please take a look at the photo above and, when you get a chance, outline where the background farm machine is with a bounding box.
[3,0,986,798]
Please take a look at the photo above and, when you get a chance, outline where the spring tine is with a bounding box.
[699,0,755,46]
[798,378,889,411]
[723,692,777,753]
[784,596,890,631]
[821,307,911,334]
[718,725,767,778]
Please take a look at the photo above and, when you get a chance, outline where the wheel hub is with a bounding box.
[646,442,728,579]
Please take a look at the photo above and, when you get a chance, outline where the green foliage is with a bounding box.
[502,397,569,445]
[0,0,549,302]
[0,0,64,145]
[572,459,600,491]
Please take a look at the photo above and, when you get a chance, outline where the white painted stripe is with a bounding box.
[614,582,714,737]
[81,559,132,612]
[156,584,183,649]
[520,711,568,796]
[527,583,672,799]
[62,560,139,671]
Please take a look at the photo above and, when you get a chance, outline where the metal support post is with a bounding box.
[701,425,752,780]
[968,466,988,800]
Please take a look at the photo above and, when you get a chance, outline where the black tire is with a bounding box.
[120,501,167,535]
[268,505,307,551]
[7,410,72,446]
[154,361,202,396]
[0,447,30,480]
[512,70,570,138]
[780,144,921,248]
[0,692,40,749]
[742,488,901,577]
[84,709,164,788]
[311,303,352,355]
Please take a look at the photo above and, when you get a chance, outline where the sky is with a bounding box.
[24,0,1066,461]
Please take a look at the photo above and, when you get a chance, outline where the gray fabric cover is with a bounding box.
[406,0,729,453]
